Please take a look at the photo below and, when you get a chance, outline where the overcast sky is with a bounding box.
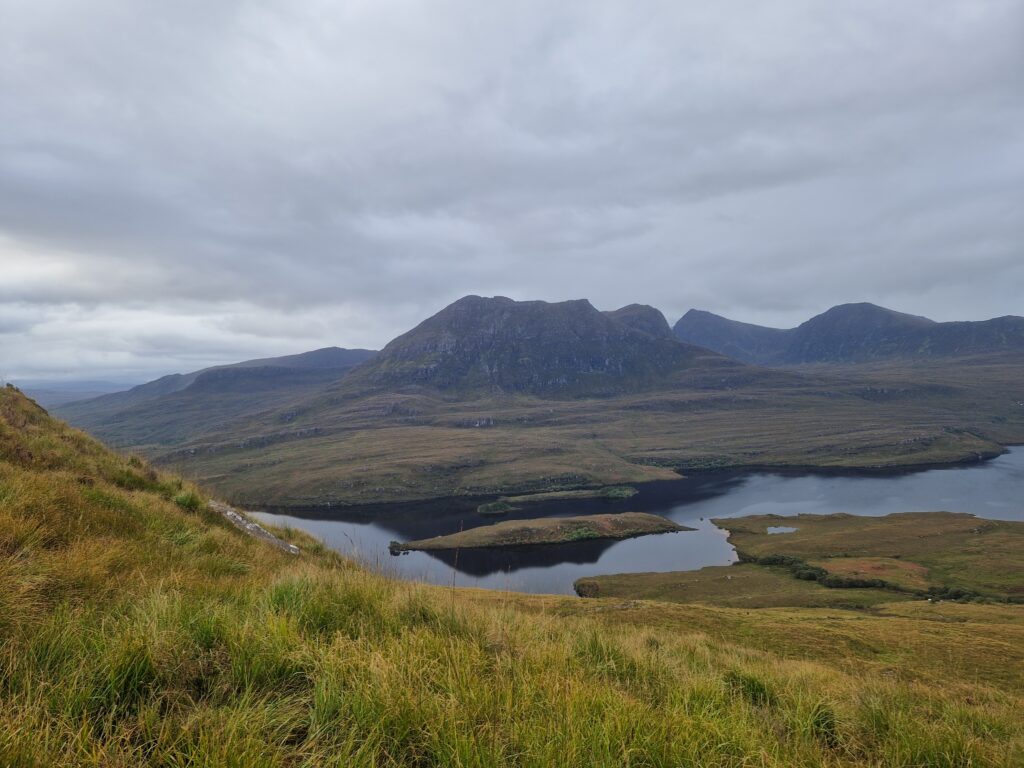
[2,1,1022,381]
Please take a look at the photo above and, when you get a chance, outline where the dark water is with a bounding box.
[252,448,1024,595]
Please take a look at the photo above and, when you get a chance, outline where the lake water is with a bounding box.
[252,448,1024,595]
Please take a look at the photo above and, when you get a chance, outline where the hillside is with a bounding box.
[671,310,793,366]
[53,297,1024,507]
[341,296,734,396]
[2,385,1023,766]
[674,303,1024,365]
[55,347,376,447]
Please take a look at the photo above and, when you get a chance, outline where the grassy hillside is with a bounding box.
[2,385,1023,766]
[56,348,376,448]
[161,355,1024,507]
[52,297,1024,508]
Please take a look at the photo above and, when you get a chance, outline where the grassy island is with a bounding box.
[477,486,637,515]
[391,511,687,552]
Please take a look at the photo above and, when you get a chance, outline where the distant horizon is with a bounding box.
[8,295,1020,385]
[4,2,1022,383]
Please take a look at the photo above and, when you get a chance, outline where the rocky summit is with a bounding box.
[344,295,724,396]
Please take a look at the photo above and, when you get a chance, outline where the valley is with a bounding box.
[2,387,1024,765]
[9,5,1022,763]
[50,298,1024,509]
[252,447,1024,594]
[3,385,1023,766]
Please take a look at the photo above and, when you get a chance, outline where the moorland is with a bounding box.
[3,386,1023,766]
[574,511,1024,607]
[53,298,1024,509]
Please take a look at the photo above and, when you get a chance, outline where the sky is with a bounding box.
[2,0,1022,382]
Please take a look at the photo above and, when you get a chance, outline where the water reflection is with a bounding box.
[252,448,1023,595]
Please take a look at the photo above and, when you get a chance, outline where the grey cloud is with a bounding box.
[0,0,1021,379]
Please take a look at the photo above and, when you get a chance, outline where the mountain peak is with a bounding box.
[674,303,1022,364]
[673,309,790,364]
[805,303,936,329]
[345,295,721,395]
[603,304,674,339]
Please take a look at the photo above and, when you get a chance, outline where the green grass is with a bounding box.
[3,386,1024,766]
[718,512,1024,600]
[575,511,1024,611]
[477,485,637,515]
[392,512,686,552]
[70,355,1024,507]
[575,563,914,609]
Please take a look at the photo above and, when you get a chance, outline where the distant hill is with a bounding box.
[341,296,732,396]
[52,297,1024,508]
[56,347,376,446]
[674,303,1024,365]
[13,379,132,408]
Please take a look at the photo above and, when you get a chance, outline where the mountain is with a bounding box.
[341,296,732,396]
[53,297,1024,508]
[601,303,676,339]
[674,303,1024,365]
[56,346,376,446]
[671,310,792,365]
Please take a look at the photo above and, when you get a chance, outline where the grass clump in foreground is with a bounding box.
[2,386,1023,766]
[390,511,686,552]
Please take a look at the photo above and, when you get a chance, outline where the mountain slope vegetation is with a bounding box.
[674,302,1024,365]
[1,385,1022,766]
[56,347,376,448]
[54,297,1024,507]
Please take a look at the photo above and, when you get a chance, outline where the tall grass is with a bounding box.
[1,387,1022,766]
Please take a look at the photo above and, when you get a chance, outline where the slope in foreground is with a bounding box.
[1,385,1021,766]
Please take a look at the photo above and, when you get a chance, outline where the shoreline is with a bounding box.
[247,445,1012,516]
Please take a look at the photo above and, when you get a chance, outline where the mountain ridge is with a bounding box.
[674,302,1024,365]
[340,295,735,397]
[56,346,377,447]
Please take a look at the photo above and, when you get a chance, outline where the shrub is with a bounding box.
[478,500,514,516]
[173,490,204,513]
[808,700,841,748]
[724,669,776,707]
[602,486,638,499]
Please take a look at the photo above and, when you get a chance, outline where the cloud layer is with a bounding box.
[2,0,1022,379]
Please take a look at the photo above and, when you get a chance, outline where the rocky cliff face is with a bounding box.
[345,296,723,395]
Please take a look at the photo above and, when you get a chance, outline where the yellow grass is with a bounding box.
[2,386,1023,766]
